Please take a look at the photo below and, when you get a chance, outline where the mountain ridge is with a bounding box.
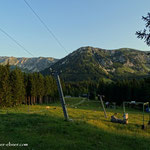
[41,46,150,81]
[0,56,58,72]
[1,46,150,81]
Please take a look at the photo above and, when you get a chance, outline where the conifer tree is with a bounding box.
[36,73,44,104]
[0,65,12,107]
[44,75,54,103]
[23,73,28,104]
[10,68,25,106]
[136,13,150,46]
[28,73,37,105]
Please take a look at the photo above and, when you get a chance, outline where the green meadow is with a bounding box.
[0,98,150,150]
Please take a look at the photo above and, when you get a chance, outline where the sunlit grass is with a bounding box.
[0,97,150,149]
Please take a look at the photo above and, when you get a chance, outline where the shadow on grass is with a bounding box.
[0,113,149,150]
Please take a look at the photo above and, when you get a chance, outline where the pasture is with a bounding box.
[0,97,149,150]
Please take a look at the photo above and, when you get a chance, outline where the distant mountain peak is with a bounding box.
[0,56,58,72]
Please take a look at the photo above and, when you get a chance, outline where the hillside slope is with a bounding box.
[0,101,149,150]
[41,46,150,81]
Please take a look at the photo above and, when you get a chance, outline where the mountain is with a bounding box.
[41,46,150,81]
[0,56,58,72]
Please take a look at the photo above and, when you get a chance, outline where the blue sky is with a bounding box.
[0,0,150,58]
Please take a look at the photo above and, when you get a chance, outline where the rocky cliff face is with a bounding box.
[0,56,58,72]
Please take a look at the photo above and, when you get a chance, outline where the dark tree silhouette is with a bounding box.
[136,13,150,46]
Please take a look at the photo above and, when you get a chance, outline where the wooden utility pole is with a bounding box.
[148,103,150,125]
[54,72,69,121]
[99,95,107,118]
[142,104,145,129]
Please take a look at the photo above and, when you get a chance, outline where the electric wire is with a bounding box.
[0,27,34,57]
[24,0,68,54]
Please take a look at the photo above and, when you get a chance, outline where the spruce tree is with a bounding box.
[10,68,25,106]
[0,65,12,107]
[36,73,44,104]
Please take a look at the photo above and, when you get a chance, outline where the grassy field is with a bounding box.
[0,98,150,150]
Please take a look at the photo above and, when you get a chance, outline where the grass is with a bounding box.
[0,97,149,150]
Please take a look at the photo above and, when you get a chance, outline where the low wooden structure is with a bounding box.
[111,113,128,124]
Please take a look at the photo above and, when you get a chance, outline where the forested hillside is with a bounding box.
[41,46,150,81]
[65,78,150,104]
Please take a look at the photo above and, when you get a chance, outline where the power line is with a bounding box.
[23,0,68,54]
[0,27,34,57]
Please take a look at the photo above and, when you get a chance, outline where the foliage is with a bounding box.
[136,12,150,46]
[0,65,59,107]
[0,64,12,106]
[0,64,150,107]
[10,68,25,106]
[65,78,150,105]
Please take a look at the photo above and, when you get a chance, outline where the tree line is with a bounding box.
[65,78,150,105]
[0,64,58,107]
[0,64,150,107]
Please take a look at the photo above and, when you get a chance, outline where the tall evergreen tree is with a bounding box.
[44,75,53,103]
[0,65,12,107]
[10,68,25,106]
[29,73,37,104]
[36,73,44,104]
